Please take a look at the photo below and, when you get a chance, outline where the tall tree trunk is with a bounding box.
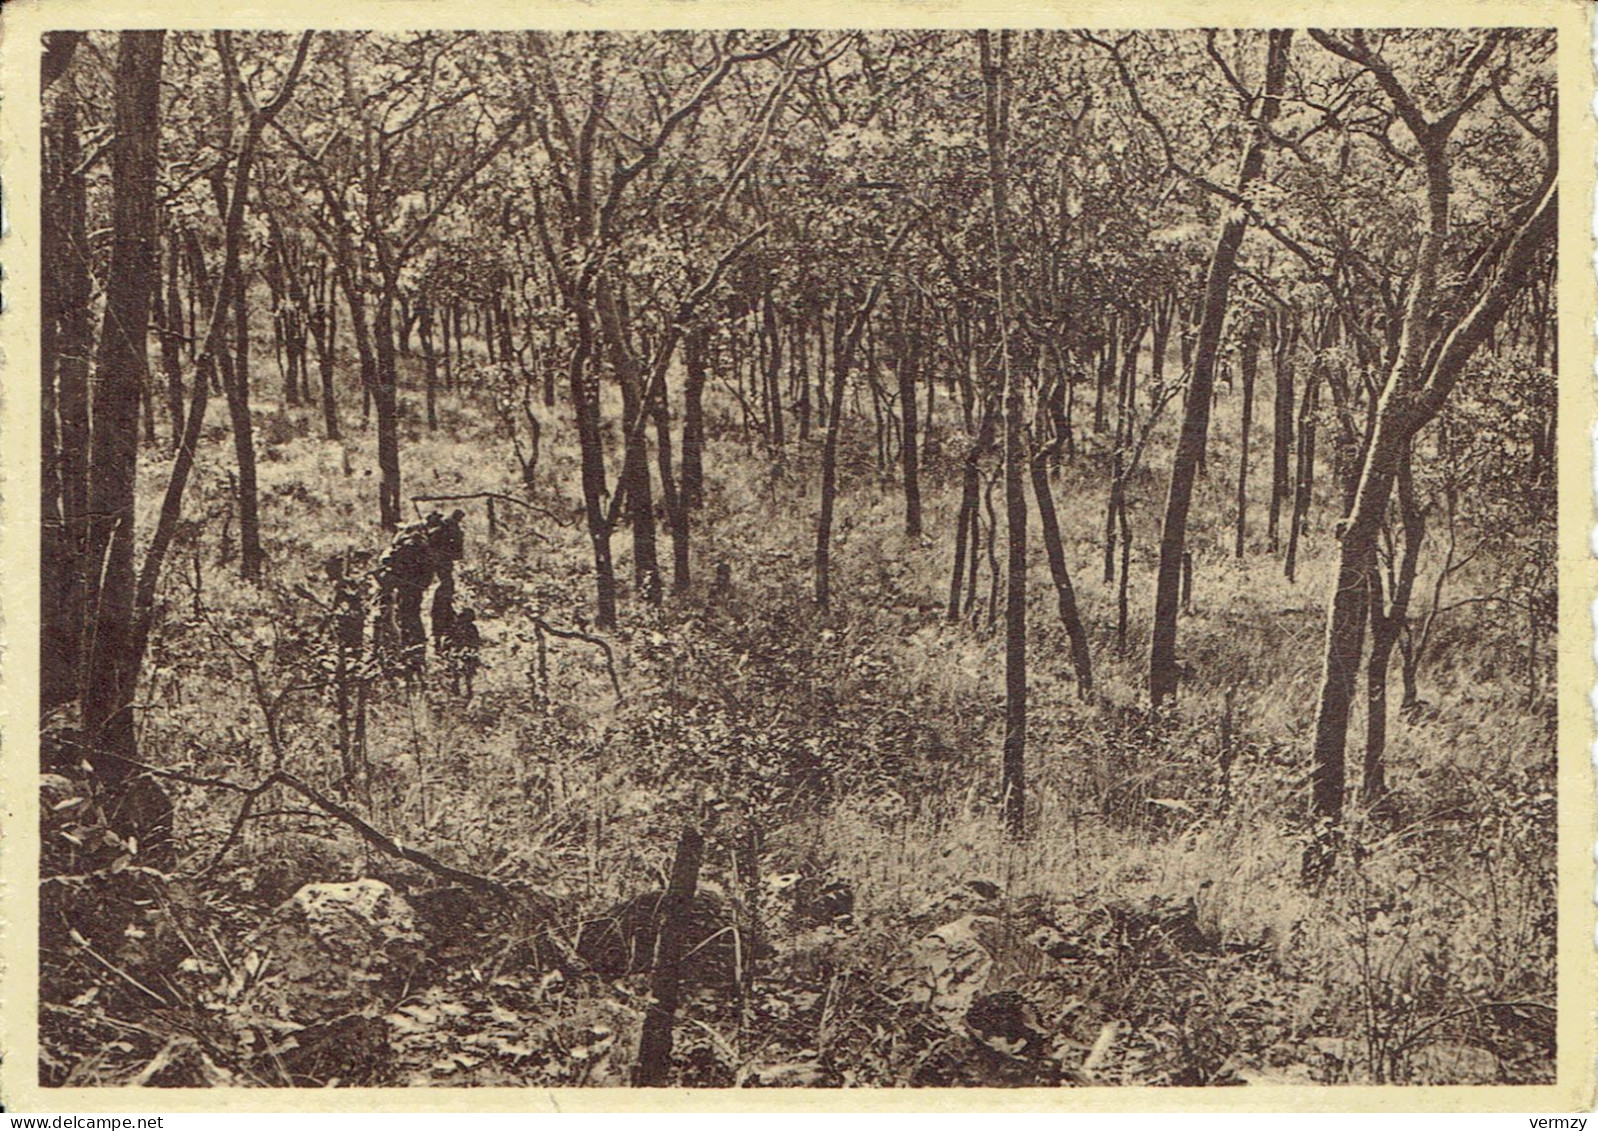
[420,298,438,431]
[632,825,705,1087]
[82,31,165,804]
[682,326,708,510]
[1234,318,1261,557]
[1267,311,1295,552]
[795,315,811,442]
[1285,367,1319,583]
[310,273,341,440]
[43,94,93,713]
[981,29,1026,839]
[229,259,265,579]
[949,406,994,621]
[1149,30,1290,709]
[764,289,785,448]
[816,298,854,609]
[160,234,186,447]
[571,312,618,628]
[374,289,403,530]
[897,296,923,539]
[650,358,690,594]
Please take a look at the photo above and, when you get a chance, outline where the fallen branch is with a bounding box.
[412,491,573,530]
[533,616,625,703]
[91,750,511,900]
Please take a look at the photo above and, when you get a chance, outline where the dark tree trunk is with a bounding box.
[571,312,617,628]
[82,31,165,813]
[795,315,811,442]
[981,29,1026,840]
[650,358,690,594]
[764,289,785,448]
[632,825,705,1087]
[160,234,186,447]
[373,289,403,530]
[420,297,438,431]
[309,268,341,441]
[43,94,93,713]
[682,326,708,510]
[1364,445,1422,804]
[816,298,854,609]
[1234,318,1261,558]
[896,297,923,539]
[949,406,995,621]
[228,260,265,579]
[1285,367,1319,584]
[1267,311,1296,553]
[1148,29,1290,710]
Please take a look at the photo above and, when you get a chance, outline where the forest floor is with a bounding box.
[39,346,1556,1089]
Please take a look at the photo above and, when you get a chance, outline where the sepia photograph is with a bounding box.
[7,6,1593,1108]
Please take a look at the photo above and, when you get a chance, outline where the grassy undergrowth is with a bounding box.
[41,345,1555,1088]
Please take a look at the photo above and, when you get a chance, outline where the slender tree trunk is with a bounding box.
[816,299,853,609]
[795,315,811,442]
[160,235,185,447]
[981,29,1026,839]
[1234,318,1261,558]
[1149,29,1290,710]
[949,406,994,621]
[229,259,265,579]
[1285,367,1319,583]
[764,289,785,448]
[571,311,617,628]
[897,298,923,539]
[373,288,403,530]
[420,298,438,431]
[310,279,341,441]
[682,326,708,510]
[1268,311,1295,553]
[650,358,690,594]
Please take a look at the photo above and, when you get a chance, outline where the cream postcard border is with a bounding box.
[0,0,1592,1111]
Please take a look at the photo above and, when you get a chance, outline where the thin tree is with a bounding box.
[1146,30,1292,709]
[979,29,1027,838]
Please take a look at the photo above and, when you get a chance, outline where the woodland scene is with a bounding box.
[36,27,1558,1089]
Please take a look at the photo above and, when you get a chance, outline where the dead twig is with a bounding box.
[533,616,625,703]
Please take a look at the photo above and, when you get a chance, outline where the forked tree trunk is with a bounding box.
[1030,442,1093,697]
[1364,446,1423,804]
